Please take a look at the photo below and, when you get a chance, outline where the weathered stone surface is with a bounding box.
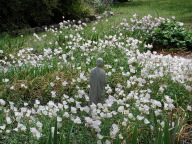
[89,58,107,105]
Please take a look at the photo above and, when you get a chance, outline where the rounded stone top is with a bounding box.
[96,58,103,67]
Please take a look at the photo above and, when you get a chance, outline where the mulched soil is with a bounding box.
[156,50,192,59]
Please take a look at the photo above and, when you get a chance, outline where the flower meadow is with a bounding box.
[0,14,192,144]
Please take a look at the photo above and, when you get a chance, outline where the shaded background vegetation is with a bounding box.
[0,0,93,32]
[0,0,192,32]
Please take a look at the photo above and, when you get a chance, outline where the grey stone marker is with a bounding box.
[89,58,107,105]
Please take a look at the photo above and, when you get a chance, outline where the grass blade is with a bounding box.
[48,123,52,144]
[54,119,58,144]
[131,124,138,144]
[157,130,163,144]
[163,121,170,144]
[171,118,179,144]
[65,122,74,144]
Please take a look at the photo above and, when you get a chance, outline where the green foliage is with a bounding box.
[59,0,93,20]
[0,0,59,31]
[163,120,171,144]
[0,0,93,32]
[131,124,138,144]
[92,0,113,14]
[145,20,192,51]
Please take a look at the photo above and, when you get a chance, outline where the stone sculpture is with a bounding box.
[89,58,107,105]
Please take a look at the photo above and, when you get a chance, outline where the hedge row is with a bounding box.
[0,0,93,32]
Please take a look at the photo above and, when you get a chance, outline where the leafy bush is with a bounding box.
[57,0,93,20]
[0,0,27,31]
[145,20,192,51]
[0,0,93,32]
[25,0,59,26]
[0,0,59,31]
[92,0,113,14]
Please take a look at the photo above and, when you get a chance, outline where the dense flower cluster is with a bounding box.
[0,14,191,143]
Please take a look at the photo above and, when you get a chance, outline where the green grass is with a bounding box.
[112,0,192,23]
[97,0,192,32]
[1,0,192,49]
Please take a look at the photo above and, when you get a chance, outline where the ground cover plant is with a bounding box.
[0,0,192,143]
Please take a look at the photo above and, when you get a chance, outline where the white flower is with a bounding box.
[0,50,3,53]
[6,130,11,133]
[187,105,192,111]
[21,83,28,89]
[57,116,62,122]
[50,82,55,87]
[30,127,41,139]
[10,86,15,90]
[57,123,62,128]
[107,72,112,76]
[74,117,81,124]
[105,140,111,144]
[119,134,123,139]
[144,118,150,124]
[137,115,144,121]
[185,86,192,92]
[128,113,134,119]
[6,117,12,124]
[63,112,69,118]
[13,128,19,132]
[110,124,119,139]
[165,95,174,104]
[177,22,184,26]
[35,99,40,105]
[91,120,101,132]
[2,78,9,83]
[85,117,92,124]
[144,44,153,49]
[51,91,56,98]
[36,121,43,128]
[51,127,55,134]
[0,125,6,130]
[159,86,164,93]
[56,76,60,80]
[154,109,161,116]
[62,81,68,86]
[18,123,27,131]
[97,133,104,139]
[160,121,165,128]
[33,33,41,41]
[24,102,28,106]
[118,106,124,113]
[47,101,55,109]
[0,99,6,106]
[71,107,77,113]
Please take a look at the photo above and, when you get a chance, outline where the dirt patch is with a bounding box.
[156,50,192,59]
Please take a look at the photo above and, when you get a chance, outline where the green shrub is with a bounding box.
[0,0,26,31]
[0,0,93,32]
[92,0,113,14]
[145,20,192,51]
[58,0,93,20]
[24,0,59,26]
